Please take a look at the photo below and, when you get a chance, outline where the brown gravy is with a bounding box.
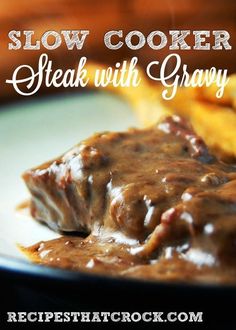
[23,234,236,284]
[22,116,236,284]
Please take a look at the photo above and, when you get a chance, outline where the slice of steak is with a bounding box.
[23,116,236,264]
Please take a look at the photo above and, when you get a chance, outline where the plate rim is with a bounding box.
[1,252,236,292]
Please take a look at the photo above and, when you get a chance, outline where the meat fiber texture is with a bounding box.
[23,116,236,262]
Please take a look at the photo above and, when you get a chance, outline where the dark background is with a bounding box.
[0,0,235,101]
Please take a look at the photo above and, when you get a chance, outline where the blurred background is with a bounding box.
[0,0,235,102]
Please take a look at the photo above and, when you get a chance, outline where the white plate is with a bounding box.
[0,92,137,260]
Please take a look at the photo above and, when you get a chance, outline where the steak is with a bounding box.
[23,116,236,264]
